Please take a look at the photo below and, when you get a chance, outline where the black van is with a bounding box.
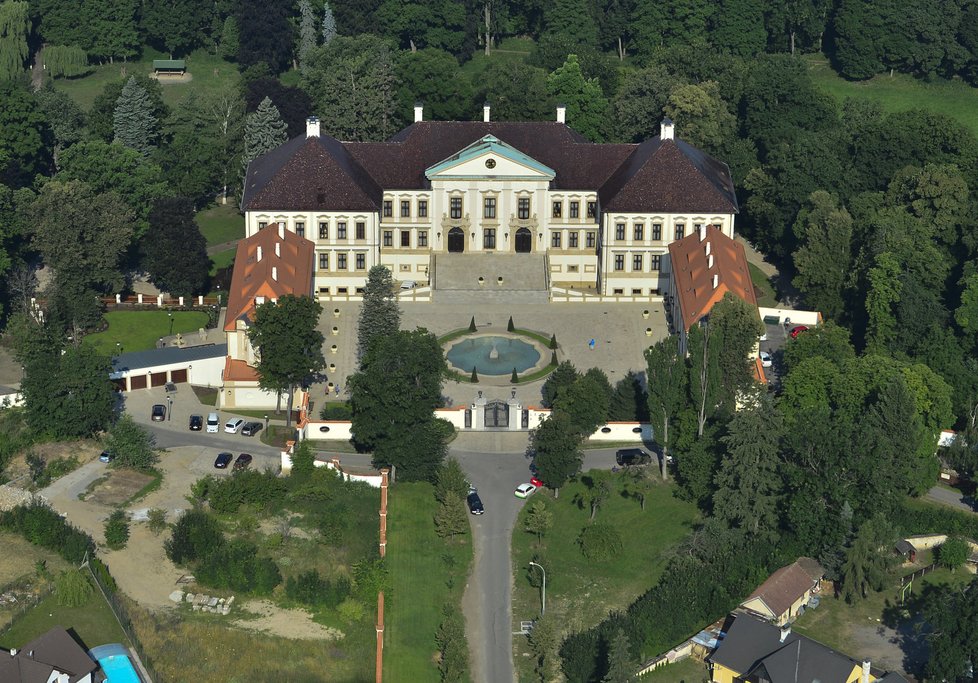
[615,448,651,466]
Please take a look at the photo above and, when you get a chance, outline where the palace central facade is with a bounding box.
[241,107,738,300]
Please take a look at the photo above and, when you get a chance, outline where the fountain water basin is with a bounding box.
[446,335,541,375]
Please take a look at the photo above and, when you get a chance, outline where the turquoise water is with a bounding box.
[446,335,540,375]
[98,654,141,683]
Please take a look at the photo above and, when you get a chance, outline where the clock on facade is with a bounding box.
[485,158,496,169]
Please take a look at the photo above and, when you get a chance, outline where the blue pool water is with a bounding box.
[446,335,541,375]
[90,644,141,683]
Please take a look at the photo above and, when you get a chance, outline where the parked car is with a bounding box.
[515,483,537,499]
[214,452,233,469]
[615,448,651,466]
[151,404,166,422]
[790,325,809,339]
[759,351,773,368]
[99,450,114,463]
[206,412,220,433]
[233,453,253,471]
[467,489,484,515]
[530,476,545,488]
[224,418,244,434]
[241,421,263,437]
[189,414,203,431]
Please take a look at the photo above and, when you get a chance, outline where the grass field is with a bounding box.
[459,37,534,80]
[749,262,778,307]
[84,310,211,354]
[209,248,236,276]
[806,55,978,138]
[51,48,239,111]
[384,482,473,682]
[512,472,698,680]
[0,586,127,651]
[641,657,709,682]
[197,203,243,247]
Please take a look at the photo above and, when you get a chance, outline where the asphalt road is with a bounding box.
[926,484,975,513]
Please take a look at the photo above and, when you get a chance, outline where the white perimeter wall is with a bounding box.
[758,307,822,326]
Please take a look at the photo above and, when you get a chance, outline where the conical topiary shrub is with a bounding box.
[550,351,557,366]
[549,333,557,349]
[469,316,476,332]
[507,316,515,332]
[511,367,519,383]
[471,367,479,382]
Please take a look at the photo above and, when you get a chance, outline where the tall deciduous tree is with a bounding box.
[555,371,610,437]
[357,265,401,361]
[113,77,159,156]
[531,412,583,496]
[142,198,210,297]
[523,499,553,542]
[477,61,556,122]
[541,360,577,408]
[646,335,686,480]
[247,294,326,426]
[663,81,737,154]
[235,0,294,73]
[613,66,681,142]
[687,319,720,437]
[924,576,978,681]
[710,292,765,407]
[0,80,52,188]
[0,1,29,80]
[865,251,902,354]
[33,85,85,168]
[83,0,139,61]
[546,54,610,142]
[395,48,473,122]
[242,96,288,170]
[141,0,207,56]
[104,414,160,470]
[792,191,853,321]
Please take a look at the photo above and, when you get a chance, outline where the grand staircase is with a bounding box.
[431,254,550,303]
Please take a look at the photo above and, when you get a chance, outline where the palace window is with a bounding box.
[356,222,365,240]
[337,253,347,270]
[450,197,462,219]
[586,231,596,248]
[615,223,625,240]
[614,254,624,271]
[337,222,347,239]
[484,228,496,249]
[650,255,661,271]
[418,200,428,218]
[568,231,579,248]
[674,223,685,240]
[258,221,267,230]
[295,221,305,238]
[484,197,496,219]
[634,224,644,241]
[401,200,411,217]
[551,231,562,248]
[569,201,579,218]
[652,223,661,241]
[400,230,410,247]
[418,231,428,247]
[552,201,562,218]
[383,231,393,247]
[383,200,392,218]
[319,253,329,270]
[586,201,596,218]
[633,254,643,271]
[319,222,328,239]
[518,197,530,219]
[355,253,366,270]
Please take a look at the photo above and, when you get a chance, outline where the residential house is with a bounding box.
[221,222,315,409]
[241,109,738,300]
[0,626,98,683]
[709,613,908,683]
[740,557,824,626]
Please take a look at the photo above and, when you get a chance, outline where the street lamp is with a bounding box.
[116,342,121,356]
[528,562,546,616]
[167,395,172,421]
[168,311,174,336]
[264,414,269,431]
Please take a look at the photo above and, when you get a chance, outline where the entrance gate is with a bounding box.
[515,228,532,253]
[448,227,465,253]
[484,400,509,429]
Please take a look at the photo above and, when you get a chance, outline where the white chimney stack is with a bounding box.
[483,102,491,122]
[779,624,791,643]
[861,660,871,683]
[556,104,566,124]
[275,242,280,257]
[660,117,675,140]
[256,246,263,262]
[9,649,16,656]
[712,273,719,290]
[278,222,285,239]
[272,266,278,281]
[413,102,424,123]
[708,254,714,269]
[306,116,320,138]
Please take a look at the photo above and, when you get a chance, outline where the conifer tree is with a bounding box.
[321,1,336,43]
[602,628,635,683]
[113,76,159,156]
[297,0,317,74]
[242,96,288,170]
[357,265,401,362]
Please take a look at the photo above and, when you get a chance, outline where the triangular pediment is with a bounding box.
[425,135,555,180]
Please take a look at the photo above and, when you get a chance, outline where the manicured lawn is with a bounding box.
[209,248,236,276]
[52,48,239,111]
[641,657,709,682]
[806,55,978,138]
[749,262,778,307]
[0,587,127,651]
[84,310,210,355]
[512,472,698,680]
[384,482,473,682]
[197,203,243,247]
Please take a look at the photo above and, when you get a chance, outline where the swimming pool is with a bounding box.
[89,644,141,683]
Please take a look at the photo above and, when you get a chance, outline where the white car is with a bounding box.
[515,483,538,499]
[224,418,245,434]
[759,351,773,368]
[206,412,220,433]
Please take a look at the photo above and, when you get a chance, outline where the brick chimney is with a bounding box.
[306,116,320,138]
[414,102,423,123]
[779,624,791,643]
[483,102,491,122]
[556,104,566,124]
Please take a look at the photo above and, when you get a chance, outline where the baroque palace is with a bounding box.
[241,105,738,301]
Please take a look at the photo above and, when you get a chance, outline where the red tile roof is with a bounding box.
[223,223,315,332]
[224,356,260,382]
[668,225,756,330]
[744,558,824,619]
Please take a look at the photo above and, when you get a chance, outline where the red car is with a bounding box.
[790,325,809,339]
[530,476,545,488]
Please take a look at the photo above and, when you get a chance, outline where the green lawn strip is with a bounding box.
[190,386,218,406]
[805,55,978,138]
[0,587,127,650]
[582,439,646,450]
[459,38,533,80]
[209,248,236,276]
[748,262,778,307]
[84,311,211,355]
[384,482,472,682]
[197,203,243,247]
[639,657,709,681]
[511,473,698,680]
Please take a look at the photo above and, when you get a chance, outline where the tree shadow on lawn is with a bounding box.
[880,586,937,678]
